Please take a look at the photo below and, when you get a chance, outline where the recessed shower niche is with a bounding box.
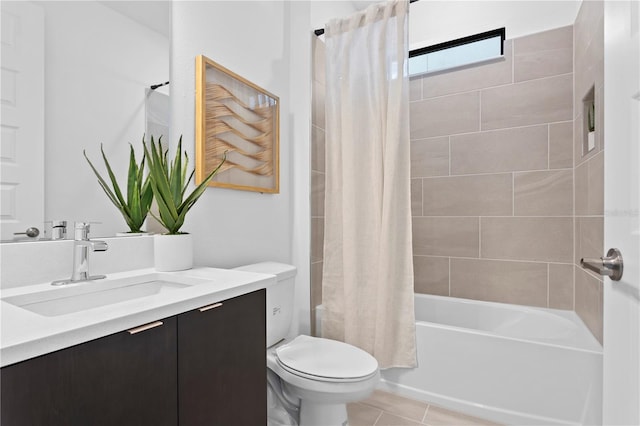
[582,86,596,156]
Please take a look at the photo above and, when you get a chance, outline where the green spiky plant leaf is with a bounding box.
[144,135,225,234]
[84,142,154,233]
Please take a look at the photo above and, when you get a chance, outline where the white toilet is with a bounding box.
[234,262,380,426]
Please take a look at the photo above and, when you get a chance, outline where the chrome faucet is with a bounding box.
[52,222,108,286]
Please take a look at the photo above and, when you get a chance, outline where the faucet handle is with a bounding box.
[45,220,67,240]
[74,221,101,240]
[74,222,90,240]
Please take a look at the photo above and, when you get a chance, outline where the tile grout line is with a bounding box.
[414,72,572,103]
[416,167,574,180]
[448,257,452,296]
[422,405,430,424]
[410,120,574,142]
[478,217,482,259]
[512,172,515,216]
[547,263,551,308]
[372,408,384,426]
[548,123,551,170]
[414,254,575,266]
[448,136,451,176]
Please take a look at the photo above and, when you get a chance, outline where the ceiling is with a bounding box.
[98,1,171,38]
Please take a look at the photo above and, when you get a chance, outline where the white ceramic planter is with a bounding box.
[115,232,148,237]
[154,233,193,272]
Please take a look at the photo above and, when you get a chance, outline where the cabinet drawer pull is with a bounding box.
[127,321,163,335]
[199,302,223,312]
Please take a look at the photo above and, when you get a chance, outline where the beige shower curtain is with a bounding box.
[322,0,416,368]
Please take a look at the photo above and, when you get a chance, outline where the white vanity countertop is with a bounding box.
[0,267,276,368]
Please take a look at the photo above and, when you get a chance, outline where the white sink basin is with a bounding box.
[2,273,211,317]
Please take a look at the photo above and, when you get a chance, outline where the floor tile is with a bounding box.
[347,402,383,426]
[375,412,424,426]
[360,390,428,422]
[423,405,500,426]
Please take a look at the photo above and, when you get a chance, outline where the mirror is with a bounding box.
[0,1,171,240]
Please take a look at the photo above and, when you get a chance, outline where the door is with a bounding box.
[178,290,266,426]
[0,1,45,241]
[0,317,177,426]
[603,1,640,424]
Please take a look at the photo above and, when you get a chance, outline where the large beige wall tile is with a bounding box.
[311,125,325,172]
[575,266,603,344]
[481,217,573,262]
[575,27,604,119]
[575,153,604,215]
[312,36,325,85]
[574,0,603,56]
[411,136,449,177]
[450,258,548,307]
[311,171,325,217]
[410,91,479,139]
[422,41,513,99]
[481,74,573,130]
[575,161,589,215]
[549,121,573,169]
[312,80,325,128]
[514,26,573,82]
[588,152,604,215]
[310,261,323,336]
[423,174,512,216]
[311,217,324,262]
[311,261,323,308]
[514,170,573,216]
[414,256,449,296]
[411,178,423,217]
[549,263,574,310]
[413,217,479,257]
[576,216,604,266]
[450,125,548,175]
[409,76,422,101]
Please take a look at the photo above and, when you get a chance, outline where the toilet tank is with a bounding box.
[233,262,297,348]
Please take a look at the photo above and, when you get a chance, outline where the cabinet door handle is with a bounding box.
[199,302,223,312]
[127,321,163,335]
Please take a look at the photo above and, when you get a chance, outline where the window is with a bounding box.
[408,28,505,77]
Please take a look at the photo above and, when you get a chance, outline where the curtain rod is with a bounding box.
[150,81,170,90]
[314,0,419,37]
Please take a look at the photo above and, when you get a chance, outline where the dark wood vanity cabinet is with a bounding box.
[0,316,177,426]
[0,289,266,426]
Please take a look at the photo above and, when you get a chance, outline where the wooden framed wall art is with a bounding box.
[195,55,279,193]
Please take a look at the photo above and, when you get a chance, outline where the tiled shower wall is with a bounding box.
[311,11,604,343]
[573,0,605,343]
[410,26,576,311]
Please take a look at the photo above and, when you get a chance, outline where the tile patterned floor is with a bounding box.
[347,390,501,426]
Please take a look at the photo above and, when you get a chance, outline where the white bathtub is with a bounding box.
[377,294,603,425]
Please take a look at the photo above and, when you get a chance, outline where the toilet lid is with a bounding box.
[275,335,378,381]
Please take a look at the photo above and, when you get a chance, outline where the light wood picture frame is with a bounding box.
[195,55,279,193]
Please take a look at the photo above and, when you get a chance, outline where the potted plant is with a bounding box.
[84,143,153,235]
[144,135,225,271]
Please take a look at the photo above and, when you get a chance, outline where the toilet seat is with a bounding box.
[275,335,378,383]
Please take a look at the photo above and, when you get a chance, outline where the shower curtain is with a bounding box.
[322,0,416,368]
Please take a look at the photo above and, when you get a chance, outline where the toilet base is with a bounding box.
[300,400,348,426]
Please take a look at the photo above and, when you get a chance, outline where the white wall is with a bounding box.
[409,1,581,49]
[171,1,291,268]
[42,1,169,237]
[171,0,314,335]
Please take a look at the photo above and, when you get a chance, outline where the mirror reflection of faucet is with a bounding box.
[51,222,108,286]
